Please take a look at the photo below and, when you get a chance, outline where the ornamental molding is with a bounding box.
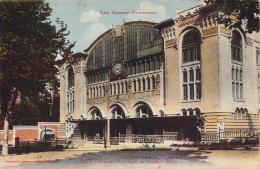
[202,27,218,37]
[220,27,231,36]
[165,39,177,47]
[178,15,199,27]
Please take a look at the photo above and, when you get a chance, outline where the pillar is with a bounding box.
[126,121,133,143]
[115,110,117,119]
[103,122,107,137]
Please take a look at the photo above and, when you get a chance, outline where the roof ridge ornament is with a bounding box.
[112,25,125,38]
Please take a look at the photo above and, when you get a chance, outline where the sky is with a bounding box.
[45,0,199,58]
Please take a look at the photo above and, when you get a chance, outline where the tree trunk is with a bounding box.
[1,87,18,156]
[50,86,54,117]
[2,113,9,156]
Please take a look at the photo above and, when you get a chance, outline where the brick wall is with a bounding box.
[0,123,60,145]
[13,126,38,141]
[38,122,60,138]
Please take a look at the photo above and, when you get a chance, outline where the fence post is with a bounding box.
[163,130,164,140]
[56,137,57,147]
[15,137,20,148]
[219,127,223,149]
[45,126,47,143]
[218,127,220,141]
[240,129,242,138]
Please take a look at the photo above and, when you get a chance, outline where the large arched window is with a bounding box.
[111,106,125,119]
[68,67,74,89]
[231,30,243,101]
[91,110,102,120]
[136,105,153,118]
[182,30,201,63]
[67,67,74,114]
[231,31,242,62]
[181,30,201,101]
[85,23,163,85]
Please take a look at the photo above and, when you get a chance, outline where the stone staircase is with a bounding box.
[72,125,81,139]
[59,123,66,138]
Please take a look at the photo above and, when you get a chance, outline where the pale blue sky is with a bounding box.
[45,0,199,56]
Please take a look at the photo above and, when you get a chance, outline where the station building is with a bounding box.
[57,0,260,140]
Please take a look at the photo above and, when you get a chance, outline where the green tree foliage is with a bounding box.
[0,0,74,155]
[203,0,259,33]
[0,0,74,98]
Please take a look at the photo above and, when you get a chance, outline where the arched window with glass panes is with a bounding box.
[231,31,242,62]
[67,67,74,114]
[231,30,243,101]
[182,30,200,63]
[181,30,201,101]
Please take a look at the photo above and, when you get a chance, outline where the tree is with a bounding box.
[200,0,259,33]
[0,0,75,155]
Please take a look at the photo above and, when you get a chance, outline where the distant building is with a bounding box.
[57,1,260,140]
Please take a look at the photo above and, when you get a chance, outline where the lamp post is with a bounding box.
[106,61,124,147]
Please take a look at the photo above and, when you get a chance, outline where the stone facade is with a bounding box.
[156,2,260,133]
[58,1,260,138]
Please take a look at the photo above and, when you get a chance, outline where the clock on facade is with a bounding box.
[112,63,123,75]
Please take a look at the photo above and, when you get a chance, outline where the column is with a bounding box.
[187,68,190,100]
[126,121,133,143]
[194,69,197,100]
[140,108,143,118]
[140,78,143,92]
[103,122,107,137]
[115,110,117,119]
[93,112,96,120]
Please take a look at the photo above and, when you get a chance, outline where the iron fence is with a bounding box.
[18,137,68,148]
[201,129,260,142]
[89,132,179,144]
